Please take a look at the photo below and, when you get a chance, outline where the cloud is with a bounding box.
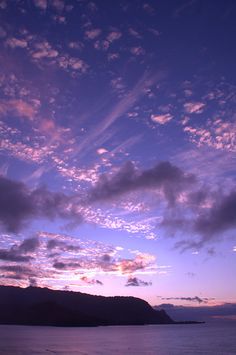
[184,102,205,114]
[148,28,160,36]
[130,46,145,56]
[0,237,39,262]
[89,161,195,206]
[0,99,38,120]
[18,237,40,253]
[0,249,32,262]
[74,70,164,156]
[5,37,28,49]
[0,265,39,282]
[31,41,59,59]
[51,0,64,12]
[143,3,155,15]
[0,230,157,288]
[47,239,81,252]
[53,261,81,270]
[33,0,47,10]
[162,188,236,249]
[0,175,81,233]
[151,113,173,124]
[125,277,152,287]
[118,253,156,275]
[0,0,7,9]
[194,190,236,238]
[184,119,236,153]
[107,30,122,43]
[81,276,103,285]
[128,28,142,39]
[57,56,88,73]
[161,296,212,304]
[85,28,102,40]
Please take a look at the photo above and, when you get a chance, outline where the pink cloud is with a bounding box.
[38,119,71,143]
[51,0,64,11]
[184,102,205,114]
[85,28,102,40]
[184,119,236,153]
[31,41,59,59]
[33,0,47,10]
[57,56,88,73]
[130,46,145,56]
[107,30,122,42]
[5,37,28,49]
[108,53,119,61]
[128,28,142,39]
[151,113,173,124]
[0,99,38,120]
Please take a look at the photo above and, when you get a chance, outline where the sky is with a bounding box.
[0,0,236,317]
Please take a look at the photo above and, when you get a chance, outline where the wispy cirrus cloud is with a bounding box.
[74,70,165,156]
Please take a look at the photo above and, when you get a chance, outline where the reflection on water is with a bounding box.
[0,323,235,355]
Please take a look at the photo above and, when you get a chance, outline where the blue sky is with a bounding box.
[0,0,235,312]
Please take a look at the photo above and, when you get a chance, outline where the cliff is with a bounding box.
[0,285,173,327]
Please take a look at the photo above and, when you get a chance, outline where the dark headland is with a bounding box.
[0,285,203,327]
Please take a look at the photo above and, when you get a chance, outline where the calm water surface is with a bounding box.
[0,323,235,355]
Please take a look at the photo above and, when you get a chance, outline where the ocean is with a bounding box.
[0,322,235,354]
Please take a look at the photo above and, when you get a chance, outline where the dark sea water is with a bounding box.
[0,322,235,354]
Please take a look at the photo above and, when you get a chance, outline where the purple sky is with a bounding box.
[0,0,235,311]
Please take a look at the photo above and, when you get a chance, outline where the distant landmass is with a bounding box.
[0,285,174,327]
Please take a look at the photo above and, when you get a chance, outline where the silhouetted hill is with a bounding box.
[0,285,173,327]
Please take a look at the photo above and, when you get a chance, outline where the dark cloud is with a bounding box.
[125,277,152,287]
[0,237,40,262]
[0,263,53,283]
[0,175,82,233]
[0,248,32,262]
[161,189,236,249]
[101,254,111,262]
[0,265,34,274]
[81,276,103,285]
[0,264,39,281]
[89,161,195,206]
[194,190,236,238]
[160,296,214,304]
[47,239,81,252]
[18,237,40,253]
[53,261,81,270]
[0,176,35,232]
